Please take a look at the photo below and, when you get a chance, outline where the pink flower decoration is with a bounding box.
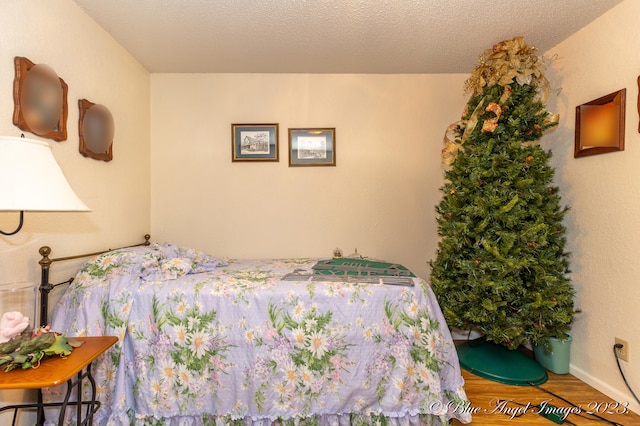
[0,311,30,343]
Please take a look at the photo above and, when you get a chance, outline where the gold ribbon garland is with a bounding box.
[442,99,484,165]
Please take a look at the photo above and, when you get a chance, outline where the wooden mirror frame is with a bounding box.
[574,88,626,158]
[13,56,68,142]
[78,99,114,162]
[637,76,640,133]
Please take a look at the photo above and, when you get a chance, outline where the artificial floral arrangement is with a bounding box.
[0,311,82,372]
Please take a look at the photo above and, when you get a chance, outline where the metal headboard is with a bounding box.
[37,234,151,326]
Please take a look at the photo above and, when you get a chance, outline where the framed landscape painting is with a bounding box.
[288,128,336,167]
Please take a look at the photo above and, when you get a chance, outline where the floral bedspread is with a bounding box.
[46,244,471,425]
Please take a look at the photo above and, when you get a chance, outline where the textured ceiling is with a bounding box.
[73,0,622,74]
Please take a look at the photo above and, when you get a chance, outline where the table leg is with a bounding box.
[36,388,45,426]
[76,369,82,424]
[57,364,100,425]
[86,362,98,425]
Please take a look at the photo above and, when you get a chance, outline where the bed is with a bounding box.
[41,239,471,425]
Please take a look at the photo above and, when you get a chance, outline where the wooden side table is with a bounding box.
[0,336,117,426]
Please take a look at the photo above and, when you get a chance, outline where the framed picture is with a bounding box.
[78,99,115,162]
[575,89,626,158]
[288,128,336,167]
[231,123,279,162]
[13,56,68,142]
[637,76,640,133]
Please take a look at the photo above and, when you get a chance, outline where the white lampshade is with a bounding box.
[0,136,90,212]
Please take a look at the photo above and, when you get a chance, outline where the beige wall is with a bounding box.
[151,73,467,278]
[0,0,150,421]
[543,0,640,413]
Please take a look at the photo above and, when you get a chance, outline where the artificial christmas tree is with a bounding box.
[430,38,577,371]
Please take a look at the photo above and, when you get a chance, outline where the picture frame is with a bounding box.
[574,88,626,158]
[288,128,336,167]
[78,99,115,162]
[12,56,68,142]
[231,123,279,162]
[637,76,640,133]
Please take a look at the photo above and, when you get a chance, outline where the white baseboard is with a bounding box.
[570,364,639,415]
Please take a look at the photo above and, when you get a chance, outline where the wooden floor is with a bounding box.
[451,369,640,425]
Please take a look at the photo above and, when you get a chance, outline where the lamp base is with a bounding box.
[457,340,548,386]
